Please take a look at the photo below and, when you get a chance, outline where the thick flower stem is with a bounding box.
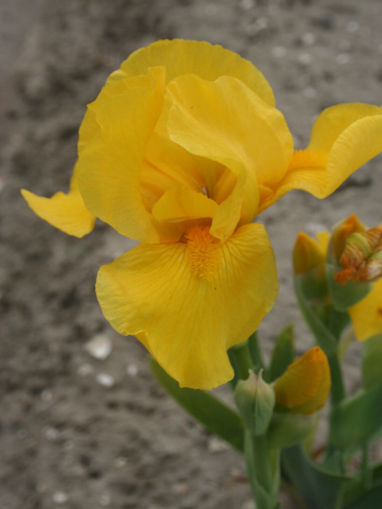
[327,352,346,406]
[244,431,281,509]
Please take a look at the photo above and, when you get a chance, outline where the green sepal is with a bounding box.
[267,412,317,449]
[268,325,295,383]
[326,257,372,311]
[150,358,244,452]
[362,334,382,389]
[329,381,382,450]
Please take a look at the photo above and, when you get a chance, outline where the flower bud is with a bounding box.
[273,347,330,415]
[335,225,382,285]
[234,370,275,436]
[326,215,372,310]
[293,231,330,300]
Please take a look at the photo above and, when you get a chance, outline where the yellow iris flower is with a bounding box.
[22,40,382,389]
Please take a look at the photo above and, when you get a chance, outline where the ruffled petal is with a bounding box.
[77,68,166,243]
[96,222,278,389]
[349,279,382,341]
[265,104,382,209]
[119,39,275,106]
[164,74,293,239]
[274,347,330,415]
[21,164,95,238]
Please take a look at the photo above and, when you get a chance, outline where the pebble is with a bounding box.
[77,363,94,377]
[52,491,68,504]
[45,427,60,441]
[272,46,287,58]
[84,334,112,360]
[336,53,351,65]
[126,364,138,377]
[96,373,115,388]
[208,437,229,452]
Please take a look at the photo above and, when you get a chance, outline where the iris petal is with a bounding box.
[96,223,278,389]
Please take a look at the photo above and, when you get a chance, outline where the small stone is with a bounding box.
[241,500,255,509]
[41,389,53,402]
[347,20,359,33]
[208,437,229,452]
[52,491,68,504]
[336,53,350,65]
[298,53,312,66]
[77,363,94,376]
[0,177,4,193]
[126,364,138,377]
[272,46,286,58]
[84,334,112,360]
[96,373,115,388]
[45,427,60,441]
[114,456,127,468]
[240,0,255,11]
[303,87,317,98]
[100,493,111,506]
[301,32,315,46]
[172,482,189,494]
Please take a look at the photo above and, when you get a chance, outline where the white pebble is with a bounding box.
[84,334,112,360]
[96,373,115,388]
[53,491,68,504]
[126,364,138,377]
[272,46,286,58]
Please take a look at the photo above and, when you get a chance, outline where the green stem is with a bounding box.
[328,353,346,406]
[361,443,372,489]
[244,430,280,509]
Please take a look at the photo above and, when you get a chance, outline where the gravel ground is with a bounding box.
[1,1,381,508]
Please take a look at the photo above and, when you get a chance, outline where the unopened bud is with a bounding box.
[331,214,365,261]
[335,225,382,284]
[293,231,330,299]
[234,370,275,436]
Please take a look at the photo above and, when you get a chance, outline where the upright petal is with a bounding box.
[96,223,278,389]
[164,74,293,239]
[119,39,275,106]
[21,163,95,238]
[349,279,382,341]
[77,68,165,243]
[266,104,382,208]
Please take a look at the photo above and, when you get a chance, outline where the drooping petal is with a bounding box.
[163,74,293,239]
[96,223,278,389]
[21,164,95,238]
[265,104,382,209]
[349,279,382,341]
[118,39,275,106]
[274,347,331,415]
[77,68,166,243]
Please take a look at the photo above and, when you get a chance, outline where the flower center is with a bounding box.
[185,225,220,280]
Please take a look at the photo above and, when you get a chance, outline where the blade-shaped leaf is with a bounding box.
[362,334,382,389]
[282,445,350,509]
[329,382,382,450]
[268,324,295,382]
[151,359,244,452]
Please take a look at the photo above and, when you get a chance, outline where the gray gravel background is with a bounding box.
[1,1,381,508]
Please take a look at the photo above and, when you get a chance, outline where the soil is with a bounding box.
[1,1,381,508]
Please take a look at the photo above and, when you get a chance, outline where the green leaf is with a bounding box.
[151,359,244,452]
[268,324,295,382]
[344,482,382,509]
[329,382,382,450]
[282,445,350,509]
[362,334,382,389]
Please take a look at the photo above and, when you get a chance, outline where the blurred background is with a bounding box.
[1,0,381,508]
